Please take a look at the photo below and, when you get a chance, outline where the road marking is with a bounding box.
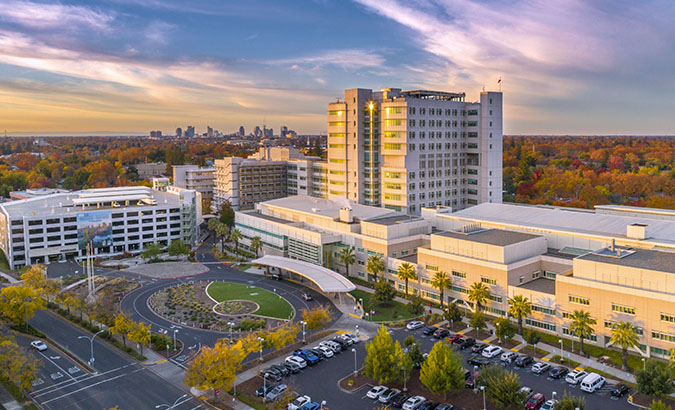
[31,378,44,387]
[50,372,64,380]
[32,363,138,396]
[156,359,167,364]
[457,331,464,335]
[541,357,550,362]
[40,368,144,405]
[575,367,585,371]
[38,351,76,381]
[482,339,490,343]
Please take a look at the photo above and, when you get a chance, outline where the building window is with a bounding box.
[605,320,643,335]
[661,313,675,323]
[532,305,556,315]
[569,295,589,305]
[652,331,675,343]
[425,264,438,272]
[612,304,635,315]
[452,270,466,278]
[526,319,556,332]
[543,271,556,279]
[481,277,497,285]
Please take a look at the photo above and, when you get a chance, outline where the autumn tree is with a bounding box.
[302,307,331,333]
[0,335,41,399]
[0,284,45,328]
[111,312,134,348]
[185,339,246,403]
[128,321,151,355]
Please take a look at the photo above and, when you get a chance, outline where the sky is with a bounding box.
[1,0,674,136]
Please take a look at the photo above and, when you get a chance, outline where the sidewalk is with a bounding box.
[0,270,18,284]
[0,383,21,410]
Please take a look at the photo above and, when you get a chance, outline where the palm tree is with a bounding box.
[468,282,490,312]
[229,228,242,257]
[396,262,417,296]
[207,217,220,233]
[610,321,641,371]
[215,222,229,252]
[250,236,263,258]
[508,295,532,335]
[569,310,596,356]
[337,247,356,277]
[431,270,452,308]
[366,255,384,283]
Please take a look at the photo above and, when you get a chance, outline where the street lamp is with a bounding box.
[559,339,564,363]
[480,386,486,410]
[320,400,326,409]
[78,327,107,367]
[258,337,264,361]
[262,372,268,402]
[355,325,359,336]
[352,348,357,376]
[301,321,307,344]
[401,365,407,392]
[552,391,557,401]
[495,321,501,344]
[227,322,235,343]
[155,393,188,409]
[173,329,178,350]
[642,357,646,370]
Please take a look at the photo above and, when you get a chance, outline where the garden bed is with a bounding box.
[350,289,419,322]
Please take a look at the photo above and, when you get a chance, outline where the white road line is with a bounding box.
[40,368,144,405]
[32,363,138,396]
[187,406,202,410]
[38,351,76,381]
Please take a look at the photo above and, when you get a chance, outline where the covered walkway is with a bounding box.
[251,255,355,293]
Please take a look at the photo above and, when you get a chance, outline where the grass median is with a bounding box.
[207,281,294,320]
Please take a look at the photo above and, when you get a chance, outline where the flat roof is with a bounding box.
[252,255,355,293]
[518,277,556,295]
[436,228,541,246]
[449,203,675,246]
[577,248,675,274]
[367,215,422,226]
[261,195,395,221]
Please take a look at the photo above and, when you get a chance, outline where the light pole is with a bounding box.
[258,337,264,362]
[552,391,557,401]
[301,321,307,344]
[78,327,107,366]
[173,329,178,350]
[352,348,357,376]
[480,386,486,410]
[228,322,235,343]
[559,339,564,363]
[495,321,501,344]
[642,357,646,370]
[320,400,326,409]
[155,393,188,409]
[262,372,268,402]
[401,365,407,392]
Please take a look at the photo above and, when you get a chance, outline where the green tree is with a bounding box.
[337,246,355,277]
[229,228,242,257]
[430,270,451,308]
[609,321,641,371]
[141,243,162,260]
[111,312,133,348]
[218,201,235,228]
[406,341,424,368]
[508,295,532,335]
[478,365,524,409]
[366,255,384,283]
[419,338,465,400]
[364,326,406,384]
[469,311,487,339]
[215,222,229,253]
[494,317,516,345]
[649,400,672,410]
[407,294,425,315]
[167,239,189,256]
[523,329,541,355]
[128,321,151,356]
[207,217,220,233]
[404,335,417,349]
[569,310,596,356]
[396,262,417,296]
[373,278,396,303]
[636,360,674,397]
[554,392,586,410]
[250,236,263,258]
[468,282,490,312]
[444,302,464,325]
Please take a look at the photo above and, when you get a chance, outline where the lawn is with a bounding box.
[207,281,294,320]
[350,289,420,322]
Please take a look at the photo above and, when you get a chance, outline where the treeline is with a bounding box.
[503,136,675,208]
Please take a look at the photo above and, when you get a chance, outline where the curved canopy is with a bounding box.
[252,255,355,293]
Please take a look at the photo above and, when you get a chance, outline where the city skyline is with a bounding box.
[1,0,674,136]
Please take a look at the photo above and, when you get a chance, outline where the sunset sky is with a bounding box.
[1,0,674,136]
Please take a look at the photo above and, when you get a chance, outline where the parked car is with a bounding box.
[459,337,475,349]
[402,395,426,410]
[435,405,454,410]
[366,385,388,399]
[406,320,424,330]
[465,373,477,389]
[271,364,290,376]
[540,399,557,410]
[319,340,341,353]
[467,355,490,367]
[418,402,438,410]
[515,354,534,367]
[549,366,569,379]
[379,388,401,403]
[301,293,313,301]
[285,356,307,368]
[580,372,605,393]
[565,370,588,385]
[309,348,324,361]
[265,384,288,401]
[288,395,311,410]
[500,351,517,363]
[433,328,450,339]
[331,337,348,349]
[259,368,281,382]
[282,362,301,374]
[390,393,410,408]
[422,326,438,336]
[31,340,47,351]
[271,273,283,280]
[471,343,487,353]
[255,383,277,397]
[342,332,360,344]
[315,346,334,358]
[447,333,462,343]
[336,334,353,346]
[299,403,321,410]
[531,362,551,375]
[293,349,319,365]
[611,383,630,398]
[525,392,546,410]
[481,345,503,358]
[520,386,533,404]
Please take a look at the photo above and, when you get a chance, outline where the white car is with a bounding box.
[402,395,426,410]
[481,345,503,358]
[531,362,551,375]
[342,332,360,343]
[406,320,424,330]
[319,341,341,353]
[541,399,558,410]
[500,351,517,362]
[366,385,388,399]
[288,395,311,410]
[285,356,307,368]
[565,369,588,385]
[31,340,47,351]
[316,346,334,358]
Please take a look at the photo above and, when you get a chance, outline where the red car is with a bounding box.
[525,393,546,410]
[446,333,462,343]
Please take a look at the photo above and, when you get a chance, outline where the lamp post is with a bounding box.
[352,348,357,376]
[173,329,178,350]
[78,327,107,367]
[258,337,264,362]
[155,393,188,409]
[262,372,268,402]
[320,400,326,409]
[552,391,557,401]
[480,386,486,410]
[301,321,307,344]
[495,321,501,344]
[228,322,235,343]
[559,339,564,362]
[642,357,646,370]
[401,365,407,392]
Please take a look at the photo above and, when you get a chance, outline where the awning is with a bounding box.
[251,255,356,293]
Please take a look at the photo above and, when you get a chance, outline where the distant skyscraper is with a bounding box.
[238,126,245,137]
[176,127,182,137]
[185,126,195,138]
[207,126,213,138]
[254,126,262,138]
[150,130,162,138]
[280,125,288,136]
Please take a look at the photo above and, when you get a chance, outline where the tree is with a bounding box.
[609,321,641,371]
[469,311,487,339]
[494,317,516,345]
[444,302,464,325]
[373,278,396,303]
[468,282,490,312]
[0,284,44,327]
[207,217,220,233]
[569,310,596,356]
[302,307,331,333]
[337,247,355,277]
[364,326,406,384]
[111,312,133,348]
[250,236,263,258]
[523,329,541,355]
[141,243,162,260]
[128,321,151,355]
[396,262,417,296]
[366,255,384,283]
[215,222,229,253]
[406,340,424,368]
[649,400,672,410]
[185,339,246,403]
[218,201,235,228]
[258,322,299,351]
[670,348,675,378]
[431,271,451,308]
[404,335,417,349]
[229,228,242,257]
[478,365,524,409]
[554,392,586,410]
[0,335,41,399]
[407,294,425,315]
[167,239,189,256]
[508,295,532,335]
[419,338,465,400]
[636,360,674,397]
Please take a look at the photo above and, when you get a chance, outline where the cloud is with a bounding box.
[0,0,114,31]
[273,49,386,70]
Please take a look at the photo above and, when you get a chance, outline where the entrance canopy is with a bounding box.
[252,255,356,293]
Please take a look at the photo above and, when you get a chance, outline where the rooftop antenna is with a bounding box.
[497,76,502,92]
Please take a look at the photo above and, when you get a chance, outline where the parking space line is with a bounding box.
[41,368,143,405]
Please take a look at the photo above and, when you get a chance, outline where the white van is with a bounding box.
[580,372,605,393]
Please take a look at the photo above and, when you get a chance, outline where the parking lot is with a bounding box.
[251,326,636,410]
